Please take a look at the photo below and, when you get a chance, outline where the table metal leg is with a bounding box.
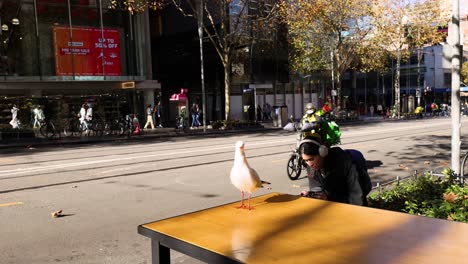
[151,239,170,264]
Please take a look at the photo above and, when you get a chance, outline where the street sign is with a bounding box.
[416,89,421,98]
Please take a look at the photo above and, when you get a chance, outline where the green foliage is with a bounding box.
[368,169,468,223]
[462,60,468,84]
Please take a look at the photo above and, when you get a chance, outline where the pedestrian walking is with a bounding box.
[32,105,45,128]
[78,103,87,130]
[262,103,268,120]
[190,103,200,128]
[256,104,262,121]
[9,104,19,128]
[265,103,272,120]
[154,101,163,128]
[144,104,155,129]
[85,103,93,123]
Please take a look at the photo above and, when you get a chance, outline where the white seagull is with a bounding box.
[230,141,271,210]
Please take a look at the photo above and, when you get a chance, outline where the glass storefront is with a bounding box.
[0,0,148,79]
[0,1,153,131]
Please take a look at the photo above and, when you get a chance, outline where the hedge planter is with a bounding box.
[368,169,468,223]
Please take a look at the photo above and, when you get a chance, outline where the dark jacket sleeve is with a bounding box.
[345,163,363,205]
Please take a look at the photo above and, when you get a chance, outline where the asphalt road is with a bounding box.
[1,117,467,264]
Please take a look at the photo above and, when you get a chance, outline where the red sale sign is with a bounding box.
[53,26,121,76]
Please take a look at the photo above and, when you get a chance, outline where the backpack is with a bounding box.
[345,149,372,203]
[318,120,341,146]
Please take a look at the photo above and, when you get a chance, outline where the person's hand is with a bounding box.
[311,192,328,200]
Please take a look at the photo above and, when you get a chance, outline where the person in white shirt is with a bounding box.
[9,104,19,128]
[32,105,45,128]
[144,104,155,129]
[85,105,93,122]
[79,104,88,131]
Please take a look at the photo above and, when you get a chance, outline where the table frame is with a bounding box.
[138,225,242,264]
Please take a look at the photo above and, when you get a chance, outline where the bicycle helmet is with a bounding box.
[305,103,316,115]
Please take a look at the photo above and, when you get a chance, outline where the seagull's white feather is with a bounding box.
[230,141,270,194]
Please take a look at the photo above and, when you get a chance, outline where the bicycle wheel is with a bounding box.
[91,120,104,137]
[61,119,73,138]
[69,119,82,137]
[104,122,113,135]
[40,122,56,139]
[115,122,125,136]
[287,155,302,180]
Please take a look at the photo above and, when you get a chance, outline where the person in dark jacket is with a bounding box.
[299,136,363,206]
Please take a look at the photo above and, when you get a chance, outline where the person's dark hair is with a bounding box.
[300,136,322,156]
[300,142,319,156]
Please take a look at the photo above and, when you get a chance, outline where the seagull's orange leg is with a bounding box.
[235,191,246,209]
[248,193,255,210]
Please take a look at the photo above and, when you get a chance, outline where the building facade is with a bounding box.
[0,0,158,128]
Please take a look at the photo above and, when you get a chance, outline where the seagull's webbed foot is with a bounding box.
[247,195,255,210]
[235,203,247,209]
[235,191,247,209]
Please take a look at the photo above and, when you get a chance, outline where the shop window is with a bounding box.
[444,72,451,87]
[0,0,39,77]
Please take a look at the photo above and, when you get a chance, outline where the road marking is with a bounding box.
[0,202,24,207]
[0,158,16,164]
[99,165,141,175]
[0,138,294,177]
[271,159,287,163]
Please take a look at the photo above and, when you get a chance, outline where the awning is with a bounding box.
[170,88,188,102]
[401,88,450,94]
[434,88,450,93]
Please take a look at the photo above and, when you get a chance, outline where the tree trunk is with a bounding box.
[223,53,231,121]
[394,49,401,118]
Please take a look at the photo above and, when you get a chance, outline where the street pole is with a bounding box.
[198,0,206,132]
[451,0,461,175]
[417,47,421,106]
[331,50,335,108]
[433,50,436,102]
[364,73,367,116]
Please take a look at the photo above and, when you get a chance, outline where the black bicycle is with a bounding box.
[287,147,308,180]
[175,115,188,134]
[88,117,105,137]
[285,117,318,180]
[39,119,56,139]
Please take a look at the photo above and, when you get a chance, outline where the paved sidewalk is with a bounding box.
[0,116,402,150]
[0,122,282,150]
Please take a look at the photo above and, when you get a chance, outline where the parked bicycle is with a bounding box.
[75,113,105,137]
[175,115,188,133]
[39,119,56,139]
[105,115,134,136]
[87,115,105,137]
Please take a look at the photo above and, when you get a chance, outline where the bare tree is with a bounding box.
[170,0,279,120]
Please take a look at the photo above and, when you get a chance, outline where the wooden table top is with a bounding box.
[141,193,468,264]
